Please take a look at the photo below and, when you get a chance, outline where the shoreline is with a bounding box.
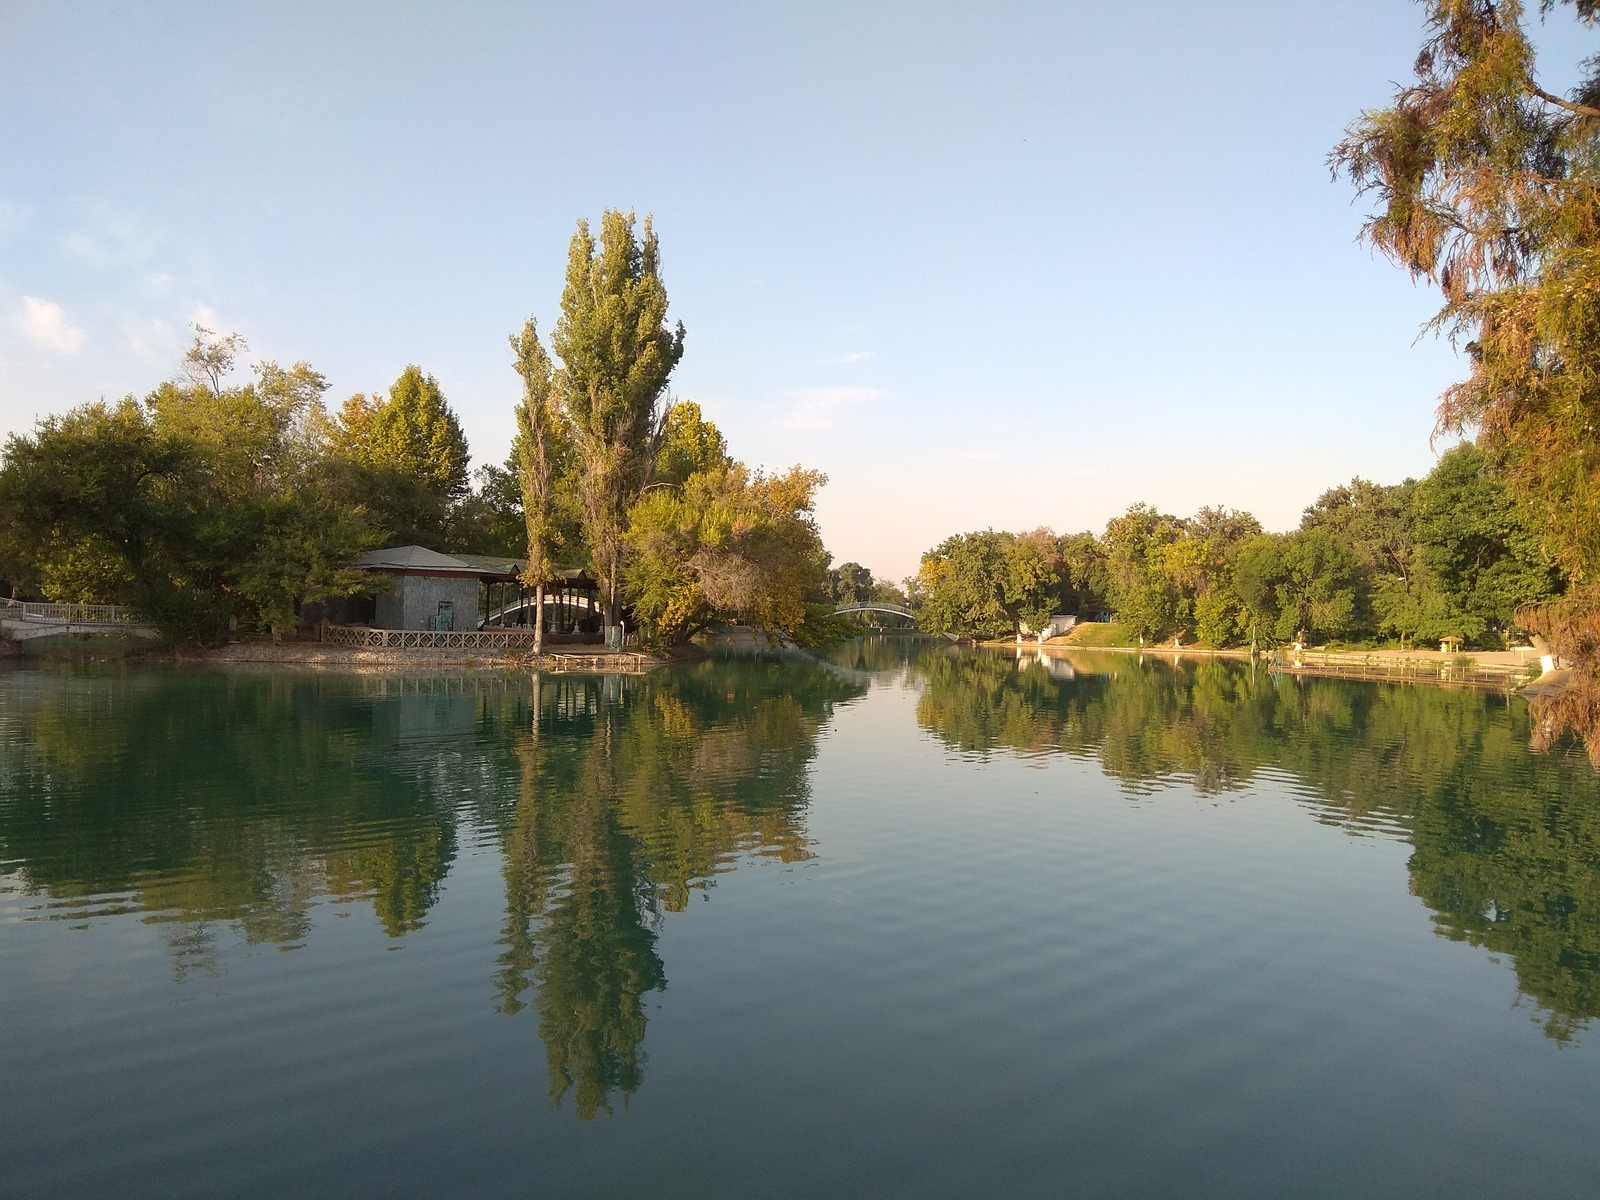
[19,639,685,674]
[197,642,678,673]
[984,638,1549,693]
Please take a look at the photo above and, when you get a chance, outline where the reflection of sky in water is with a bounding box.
[2,646,1600,1196]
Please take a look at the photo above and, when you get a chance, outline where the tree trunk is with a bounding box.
[533,581,545,657]
[606,558,623,647]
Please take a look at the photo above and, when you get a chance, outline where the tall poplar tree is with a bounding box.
[511,317,559,655]
[552,211,685,631]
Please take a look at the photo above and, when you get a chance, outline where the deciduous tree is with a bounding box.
[511,317,561,655]
[552,211,685,632]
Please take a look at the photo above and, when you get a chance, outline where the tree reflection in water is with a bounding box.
[0,670,473,976]
[493,660,863,1116]
[4,637,1598,1120]
[0,659,862,1117]
[908,643,1600,1041]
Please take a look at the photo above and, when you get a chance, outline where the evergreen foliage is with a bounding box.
[363,366,470,501]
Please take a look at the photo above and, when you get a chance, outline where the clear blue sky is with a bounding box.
[2,2,1591,583]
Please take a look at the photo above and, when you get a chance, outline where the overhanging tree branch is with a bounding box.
[1531,81,1600,119]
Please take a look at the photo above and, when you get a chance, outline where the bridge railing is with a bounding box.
[834,602,916,619]
[0,598,142,625]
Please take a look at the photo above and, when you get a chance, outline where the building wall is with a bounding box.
[373,574,481,630]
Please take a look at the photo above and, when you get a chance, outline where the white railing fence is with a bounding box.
[0,597,142,624]
[325,626,541,651]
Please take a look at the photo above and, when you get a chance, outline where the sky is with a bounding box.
[2,1,1595,584]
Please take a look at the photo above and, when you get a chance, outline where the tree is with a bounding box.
[624,463,827,644]
[0,334,387,640]
[1175,507,1261,646]
[915,529,1066,639]
[1234,530,1363,644]
[1059,532,1111,619]
[1301,477,1416,583]
[1302,476,1418,644]
[1102,504,1185,642]
[179,324,248,397]
[232,485,379,639]
[1334,0,1598,738]
[1004,531,1063,634]
[324,371,470,548]
[652,401,728,487]
[1411,442,1563,643]
[511,318,561,656]
[365,366,470,502]
[443,461,527,557]
[0,399,208,629]
[145,355,379,639]
[552,211,686,632]
[828,562,875,605]
[916,531,1016,638]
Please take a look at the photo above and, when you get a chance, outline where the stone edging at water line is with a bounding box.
[984,639,1551,693]
[182,642,670,674]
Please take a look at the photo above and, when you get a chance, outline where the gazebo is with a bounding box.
[459,555,603,639]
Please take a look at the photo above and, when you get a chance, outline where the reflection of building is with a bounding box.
[351,545,604,637]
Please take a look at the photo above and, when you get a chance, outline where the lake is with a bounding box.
[3,640,1599,1197]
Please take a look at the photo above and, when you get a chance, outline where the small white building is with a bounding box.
[1044,615,1078,639]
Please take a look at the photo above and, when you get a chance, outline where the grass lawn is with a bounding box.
[1061,621,1136,648]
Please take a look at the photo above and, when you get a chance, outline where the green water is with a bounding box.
[3,640,1599,1196]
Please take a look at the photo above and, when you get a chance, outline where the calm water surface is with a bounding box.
[4,640,1600,1197]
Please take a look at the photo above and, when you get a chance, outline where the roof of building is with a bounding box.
[450,553,526,578]
[353,546,598,584]
[353,545,478,574]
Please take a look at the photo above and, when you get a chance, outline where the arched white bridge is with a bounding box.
[0,598,158,641]
[834,602,916,620]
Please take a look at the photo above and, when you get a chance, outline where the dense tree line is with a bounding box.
[0,212,835,647]
[915,442,1563,649]
[0,334,460,639]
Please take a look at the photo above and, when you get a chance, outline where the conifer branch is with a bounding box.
[1531,82,1600,119]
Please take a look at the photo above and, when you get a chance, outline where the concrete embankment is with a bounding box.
[163,641,674,674]
[988,637,1550,692]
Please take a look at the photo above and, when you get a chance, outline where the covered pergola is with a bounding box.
[453,555,603,641]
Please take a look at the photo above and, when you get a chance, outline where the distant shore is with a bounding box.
[983,637,1551,692]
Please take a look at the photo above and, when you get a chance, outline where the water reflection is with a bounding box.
[0,671,483,973]
[4,639,1599,1099]
[493,662,860,1115]
[0,657,865,1114]
[904,644,1600,1040]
